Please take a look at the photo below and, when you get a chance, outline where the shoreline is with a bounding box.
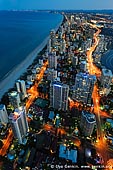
[0,14,64,100]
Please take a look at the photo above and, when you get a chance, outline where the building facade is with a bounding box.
[100,69,112,96]
[80,60,87,72]
[16,80,27,99]
[100,69,112,87]
[72,73,96,105]
[72,56,78,68]
[50,29,56,48]
[48,52,57,69]
[50,82,69,111]
[9,106,28,144]
[0,104,8,124]
[47,68,57,81]
[8,91,21,109]
[80,110,96,136]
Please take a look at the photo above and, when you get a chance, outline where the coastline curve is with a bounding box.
[0,14,64,100]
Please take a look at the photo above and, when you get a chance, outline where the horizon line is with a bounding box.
[0,9,113,11]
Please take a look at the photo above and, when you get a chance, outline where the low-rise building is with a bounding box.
[59,144,77,163]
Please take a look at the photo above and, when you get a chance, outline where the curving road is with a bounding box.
[87,25,111,164]
[26,61,48,110]
[0,61,48,157]
[0,129,13,156]
[69,23,111,164]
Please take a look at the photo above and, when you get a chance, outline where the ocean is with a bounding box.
[0,11,63,81]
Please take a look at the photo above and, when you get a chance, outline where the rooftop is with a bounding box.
[0,104,5,110]
[16,79,25,83]
[59,144,77,163]
[48,111,55,120]
[8,91,18,97]
[106,118,113,128]
[9,107,25,121]
[52,81,69,88]
[76,72,96,80]
[35,98,49,108]
[82,111,96,123]
[102,69,112,77]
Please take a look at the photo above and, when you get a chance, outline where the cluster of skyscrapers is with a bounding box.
[9,107,28,144]
[47,25,98,136]
[0,104,28,144]
[8,79,27,109]
[0,79,28,144]
[1,14,113,146]
[72,73,96,105]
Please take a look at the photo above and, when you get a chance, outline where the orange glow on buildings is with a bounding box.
[43,124,67,136]
[68,25,111,164]
[26,61,48,110]
[107,159,113,170]
[86,28,101,77]
[0,61,48,157]
[88,26,110,164]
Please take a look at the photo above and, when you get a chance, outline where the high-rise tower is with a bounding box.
[50,29,56,48]
[50,82,69,111]
[0,104,8,124]
[16,80,27,99]
[73,73,96,105]
[80,111,96,136]
[8,91,21,109]
[48,52,57,69]
[9,106,28,144]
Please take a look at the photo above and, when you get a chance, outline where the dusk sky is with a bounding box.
[0,0,113,10]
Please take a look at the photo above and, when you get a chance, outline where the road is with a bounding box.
[86,24,111,164]
[86,27,101,77]
[69,95,110,118]
[0,129,13,156]
[68,24,112,164]
[43,123,66,136]
[43,123,81,148]
[0,61,48,157]
[26,61,48,110]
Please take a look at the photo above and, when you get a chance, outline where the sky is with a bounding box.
[0,0,113,10]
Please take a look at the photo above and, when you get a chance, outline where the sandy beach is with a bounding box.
[0,36,49,99]
[0,16,64,100]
